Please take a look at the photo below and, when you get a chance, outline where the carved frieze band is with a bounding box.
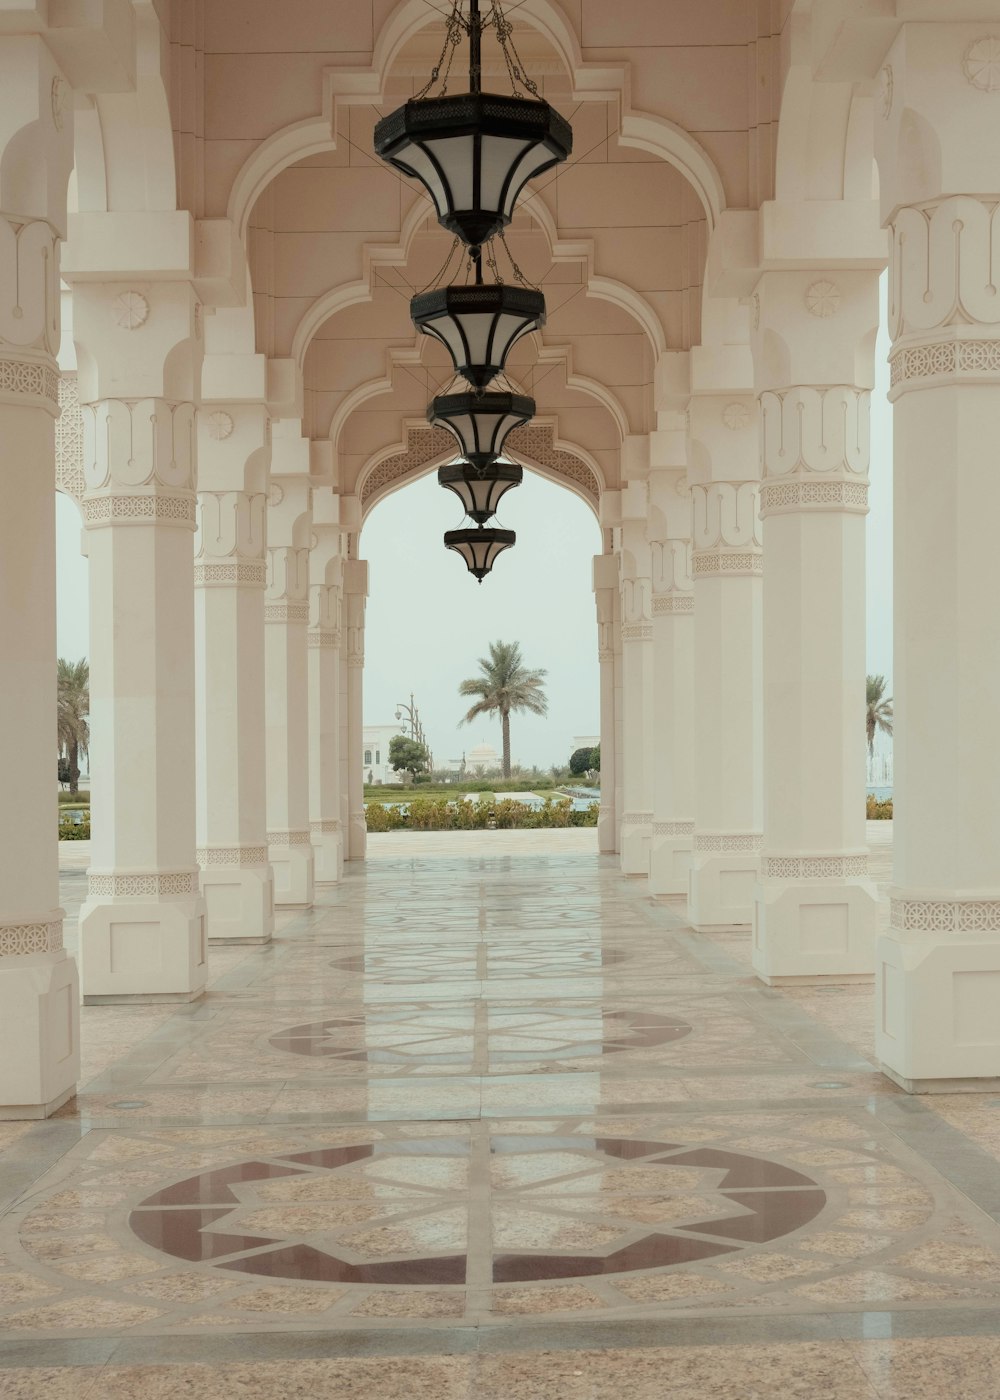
[653,820,695,837]
[307,630,342,648]
[264,602,310,624]
[347,654,365,668]
[194,561,268,588]
[891,897,1000,933]
[890,197,1000,342]
[83,493,197,529]
[0,356,60,411]
[621,623,653,642]
[692,481,761,552]
[692,548,763,577]
[267,830,313,847]
[310,820,342,834]
[56,376,85,499]
[889,339,1000,392]
[621,812,654,826]
[759,480,869,517]
[197,846,269,868]
[652,593,694,615]
[87,871,201,897]
[0,919,63,957]
[693,832,763,853]
[763,854,869,880]
[760,387,869,480]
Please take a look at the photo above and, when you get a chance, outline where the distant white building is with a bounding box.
[363,725,405,785]
[467,741,501,774]
[572,735,599,753]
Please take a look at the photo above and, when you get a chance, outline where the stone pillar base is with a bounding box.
[312,825,344,884]
[199,854,274,944]
[268,838,315,907]
[620,817,652,875]
[877,899,1000,1088]
[597,806,617,855]
[347,813,367,863]
[0,947,79,1120]
[689,845,760,929]
[649,824,694,897]
[79,888,207,1003]
[752,863,877,984]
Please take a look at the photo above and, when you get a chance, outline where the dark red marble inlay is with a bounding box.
[128,1134,826,1290]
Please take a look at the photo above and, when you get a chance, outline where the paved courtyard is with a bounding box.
[6,827,1000,1394]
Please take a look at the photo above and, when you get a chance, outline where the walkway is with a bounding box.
[4,829,1000,1395]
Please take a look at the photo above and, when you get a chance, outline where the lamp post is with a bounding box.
[395,694,433,773]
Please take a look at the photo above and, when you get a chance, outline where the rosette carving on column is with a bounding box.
[266,546,310,624]
[195,492,267,589]
[691,480,762,577]
[889,198,1000,394]
[758,387,870,517]
[80,399,197,529]
[0,216,60,411]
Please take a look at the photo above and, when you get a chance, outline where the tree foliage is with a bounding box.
[57,658,90,795]
[569,746,593,775]
[458,640,548,780]
[389,733,429,779]
[866,674,893,757]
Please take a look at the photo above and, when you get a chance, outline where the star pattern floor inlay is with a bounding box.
[4,826,1000,1395]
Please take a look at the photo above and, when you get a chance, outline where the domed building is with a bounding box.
[467,742,501,776]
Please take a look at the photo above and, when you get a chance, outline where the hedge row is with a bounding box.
[866,796,893,820]
[366,796,599,833]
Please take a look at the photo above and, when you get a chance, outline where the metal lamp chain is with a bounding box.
[488,0,540,97]
[414,0,465,100]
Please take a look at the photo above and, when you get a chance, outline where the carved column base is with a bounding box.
[312,822,344,884]
[876,891,1000,1091]
[348,810,367,864]
[79,877,207,1003]
[597,804,617,856]
[268,833,315,907]
[198,848,274,944]
[688,834,762,929]
[649,821,694,897]
[0,915,79,1119]
[752,855,877,985]
[620,814,652,875]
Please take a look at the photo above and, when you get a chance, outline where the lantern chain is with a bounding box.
[488,0,540,97]
[414,0,465,100]
[420,235,462,293]
[497,229,539,289]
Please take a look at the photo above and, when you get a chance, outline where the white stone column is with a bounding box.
[309,511,345,883]
[593,554,618,855]
[873,23,1000,1087]
[75,282,207,1002]
[613,589,623,856]
[751,272,879,983]
[265,496,315,906]
[0,37,80,1112]
[648,456,696,897]
[194,441,274,943]
[344,559,369,862]
[618,497,654,876]
[687,394,763,929]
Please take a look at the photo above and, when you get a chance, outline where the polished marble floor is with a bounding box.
[8,825,1000,1395]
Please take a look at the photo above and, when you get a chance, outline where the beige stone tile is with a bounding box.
[613,1273,734,1303]
[856,1336,1000,1397]
[0,1368,101,1399]
[222,1285,347,1313]
[0,1272,63,1306]
[350,1289,466,1317]
[4,1296,162,1330]
[491,1284,606,1314]
[55,1252,161,1283]
[130,1274,238,1303]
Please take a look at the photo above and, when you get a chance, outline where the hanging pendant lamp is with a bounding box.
[429,390,534,471]
[411,283,545,390]
[373,0,572,250]
[439,461,522,523]
[444,526,516,582]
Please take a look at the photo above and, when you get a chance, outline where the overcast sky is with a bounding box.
[54,279,894,773]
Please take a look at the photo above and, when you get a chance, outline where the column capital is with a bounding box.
[758,386,871,518]
[266,545,309,622]
[80,398,197,530]
[71,281,202,405]
[197,403,271,493]
[195,490,267,588]
[751,269,880,393]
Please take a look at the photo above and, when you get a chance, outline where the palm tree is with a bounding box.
[866,674,893,758]
[57,658,90,795]
[459,641,548,779]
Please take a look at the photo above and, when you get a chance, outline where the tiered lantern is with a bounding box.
[374,0,572,580]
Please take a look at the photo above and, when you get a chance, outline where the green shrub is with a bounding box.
[491,798,529,829]
[58,789,90,804]
[365,801,405,833]
[867,795,893,820]
[407,797,455,831]
[59,814,91,840]
[569,802,600,827]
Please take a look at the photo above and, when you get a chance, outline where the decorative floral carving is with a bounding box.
[652,820,695,837]
[620,812,653,825]
[880,64,894,119]
[891,898,1000,933]
[88,872,200,897]
[307,630,342,647]
[112,291,149,330]
[207,411,234,441]
[268,483,285,506]
[264,602,310,624]
[194,560,268,588]
[691,549,763,577]
[693,832,763,853]
[805,280,841,318]
[963,35,1000,92]
[652,593,694,615]
[890,339,1000,389]
[267,830,313,846]
[0,356,59,407]
[0,920,63,956]
[197,847,269,867]
[763,855,869,880]
[83,494,196,528]
[51,76,70,131]
[310,820,342,834]
[621,623,653,642]
[722,402,750,431]
[759,480,869,516]
[56,376,85,500]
